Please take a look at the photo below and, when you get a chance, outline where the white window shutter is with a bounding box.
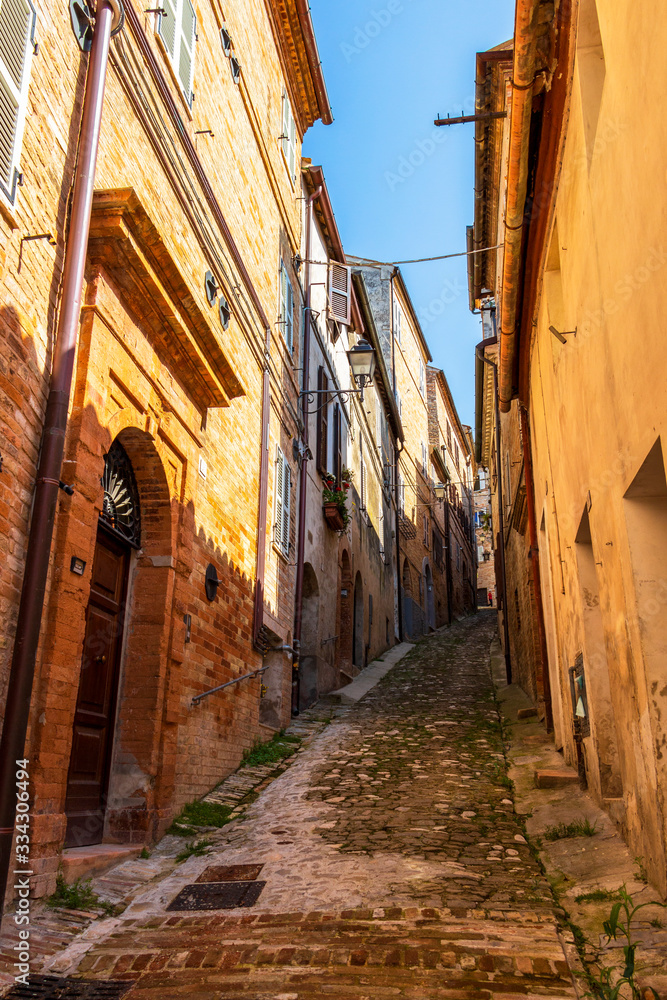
[157,0,177,60]
[178,0,196,106]
[281,460,291,554]
[393,299,401,343]
[329,263,351,324]
[281,90,297,181]
[0,0,35,201]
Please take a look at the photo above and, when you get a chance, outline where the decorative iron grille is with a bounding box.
[100,440,141,548]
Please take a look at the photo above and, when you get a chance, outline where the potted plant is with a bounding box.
[322,472,351,531]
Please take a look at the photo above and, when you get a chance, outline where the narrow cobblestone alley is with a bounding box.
[18,613,580,1000]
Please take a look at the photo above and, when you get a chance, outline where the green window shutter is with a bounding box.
[0,0,35,201]
[178,0,196,106]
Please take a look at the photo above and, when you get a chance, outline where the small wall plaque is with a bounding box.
[70,556,86,576]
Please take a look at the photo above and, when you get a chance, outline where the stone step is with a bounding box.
[534,770,580,789]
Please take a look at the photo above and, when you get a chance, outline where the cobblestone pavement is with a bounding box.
[10,613,581,999]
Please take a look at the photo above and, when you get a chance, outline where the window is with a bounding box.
[447,422,452,450]
[281,89,297,181]
[421,441,428,473]
[423,513,428,547]
[395,389,402,418]
[376,401,382,448]
[157,0,197,107]
[455,442,460,472]
[419,358,425,397]
[274,447,291,556]
[392,297,402,344]
[278,260,294,351]
[316,366,329,473]
[397,471,405,515]
[328,263,351,324]
[0,0,36,203]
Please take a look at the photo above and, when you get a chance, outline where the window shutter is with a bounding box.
[393,299,401,343]
[178,0,196,106]
[279,261,293,351]
[157,0,177,60]
[286,273,293,351]
[316,366,328,473]
[0,0,35,201]
[328,263,351,324]
[281,459,291,554]
[419,358,425,397]
[334,404,342,484]
[281,90,296,180]
[274,448,284,548]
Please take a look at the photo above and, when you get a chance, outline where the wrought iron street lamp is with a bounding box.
[301,338,377,412]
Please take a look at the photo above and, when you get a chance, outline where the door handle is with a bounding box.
[94,655,107,664]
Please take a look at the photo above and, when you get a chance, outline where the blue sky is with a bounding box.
[303,0,514,427]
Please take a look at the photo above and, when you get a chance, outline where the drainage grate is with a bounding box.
[5,975,132,999]
[167,880,266,911]
[195,863,264,883]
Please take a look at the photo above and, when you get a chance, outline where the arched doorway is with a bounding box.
[64,440,141,847]
[353,572,364,668]
[300,564,320,711]
[402,560,413,638]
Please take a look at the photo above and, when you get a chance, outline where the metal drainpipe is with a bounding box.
[394,439,404,642]
[476,339,512,683]
[291,184,322,716]
[0,0,119,908]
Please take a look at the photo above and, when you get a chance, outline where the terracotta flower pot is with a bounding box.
[323,501,346,531]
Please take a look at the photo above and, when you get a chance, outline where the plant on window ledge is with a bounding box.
[322,470,354,530]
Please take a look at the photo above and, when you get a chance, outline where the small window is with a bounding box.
[274,447,291,557]
[278,260,294,352]
[281,89,297,182]
[397,472,405,515]
[423,513,428,546]
[395,388,402,418]
[378,495,384,557]
[0,0,36,203]
[421,441,428,473]
[393,298,402,344]
[157,0,197,107]
[447,422,452,450]
[419,358,425,397]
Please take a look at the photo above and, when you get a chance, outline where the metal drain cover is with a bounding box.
[167,880,266,910]
[195,863,264,883]
[5,975,132,998]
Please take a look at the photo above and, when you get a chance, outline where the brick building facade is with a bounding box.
[0,0,331,895]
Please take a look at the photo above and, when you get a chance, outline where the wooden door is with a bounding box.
[65,528,129,847]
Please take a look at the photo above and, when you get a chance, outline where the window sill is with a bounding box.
[272,541,290,563]
[0,195,19,231]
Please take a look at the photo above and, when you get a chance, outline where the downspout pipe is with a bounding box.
[291,184,322,715]
[499,0,540,412]
[476,338,512,682]
[394,439,404,642]
[0,0,118,908]
[519,404,553,730]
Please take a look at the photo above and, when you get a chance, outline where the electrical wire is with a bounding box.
[301,244,503,269]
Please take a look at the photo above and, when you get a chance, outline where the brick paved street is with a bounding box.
[13,614,580,999]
